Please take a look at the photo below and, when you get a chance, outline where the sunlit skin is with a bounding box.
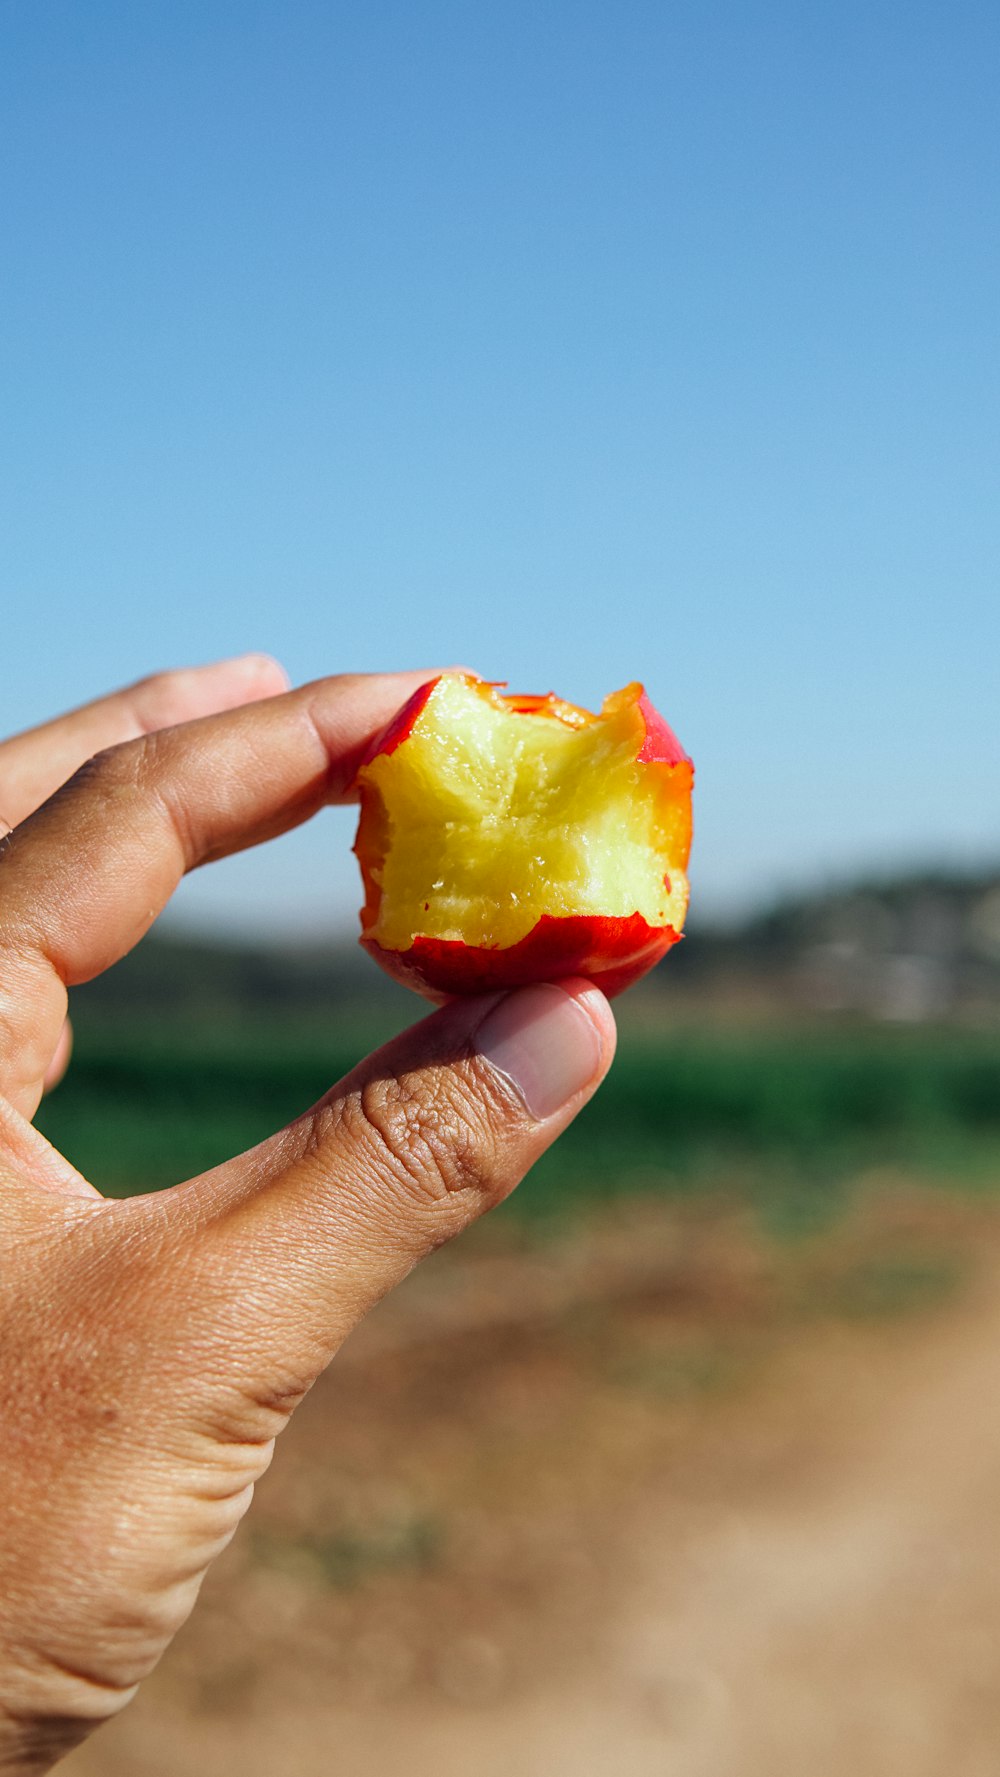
[0,663,618,1775]
[353,674,694,1001]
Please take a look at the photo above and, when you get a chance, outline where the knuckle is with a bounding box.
[72,735,146,793]
[67,733,164,808]
[129,667,194,726]
[49,743,143,828]
[346,1070,502,1217]
[65,744,126,795]
[131,667,171,700]
[59,732,194,856]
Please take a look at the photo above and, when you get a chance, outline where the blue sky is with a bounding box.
[3,0,998,937]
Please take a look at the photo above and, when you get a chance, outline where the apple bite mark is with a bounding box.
[353,674,693,1001]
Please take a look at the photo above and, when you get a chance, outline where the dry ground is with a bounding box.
[65,1189,1000,1777]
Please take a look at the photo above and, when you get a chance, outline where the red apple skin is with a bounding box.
[635,691,690,766]
[358,676,441,766]
[361,913,683,1004]
[354,675,693,1003]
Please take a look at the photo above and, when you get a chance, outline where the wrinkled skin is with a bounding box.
[0,660,615,1773]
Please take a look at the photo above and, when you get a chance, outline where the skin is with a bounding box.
[0,659,616,1774]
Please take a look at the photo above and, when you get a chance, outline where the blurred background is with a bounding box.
[4,1,1000,1771]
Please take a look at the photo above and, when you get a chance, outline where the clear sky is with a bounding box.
[3,0,998,937]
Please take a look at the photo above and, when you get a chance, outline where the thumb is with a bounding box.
[177,980,615,1423]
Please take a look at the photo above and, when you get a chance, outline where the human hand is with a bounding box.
[0,662,616,1773]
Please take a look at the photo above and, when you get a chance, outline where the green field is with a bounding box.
[35,1009,1000,1237]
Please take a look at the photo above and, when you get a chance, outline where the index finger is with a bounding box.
[0,669,442,1119]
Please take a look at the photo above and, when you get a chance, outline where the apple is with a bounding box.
[352,673,693,1001]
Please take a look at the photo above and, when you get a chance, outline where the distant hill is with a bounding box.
[78,863,1000,1028]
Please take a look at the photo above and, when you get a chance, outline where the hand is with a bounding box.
[0,661,616,1774]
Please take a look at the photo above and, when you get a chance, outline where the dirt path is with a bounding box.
[603,1283,1000,1777]
[66,1210,1000,1776]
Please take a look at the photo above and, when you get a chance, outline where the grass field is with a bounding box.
[36,1007,1000,1236]
[48,998,1000,1777]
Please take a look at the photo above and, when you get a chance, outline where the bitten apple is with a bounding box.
[352,674,693,1001]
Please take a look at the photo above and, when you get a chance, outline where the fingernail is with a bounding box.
[474,984,605,1120]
